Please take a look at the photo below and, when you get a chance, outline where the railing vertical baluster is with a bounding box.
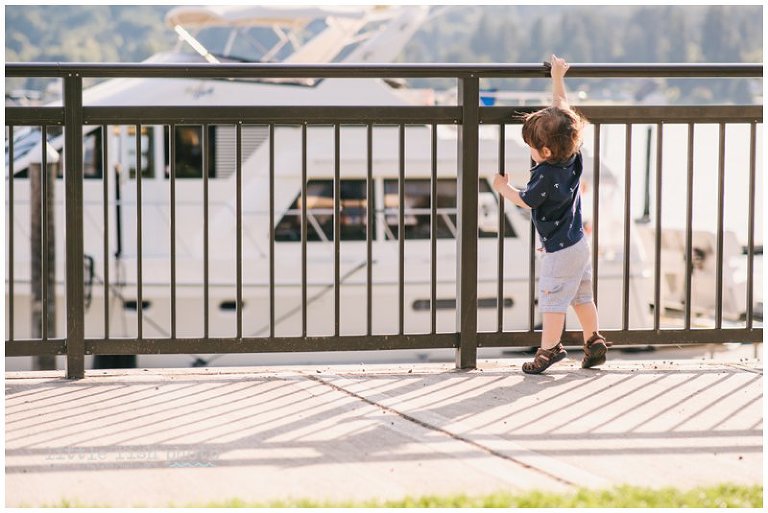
[653,123,663,331]
[269,123,275,338]
[41,124,48,341]
[684,123,695,330]
[746,122,756,329]
[102,125,109,340]
[203,124,209,339]
[8,125,14,343]
[334,123,341,337]
[456,76,479,369]
[528,159,536,333]
[236,123,243,340]
[430,123,437,335]
[136,123,143,341]
[301,124,308,337]
[64,72,85,379]
[366,123,374,336]
[715,122,726,329]
[622,123,632,331]
[592,124,601,305]
[497,124,505,333]
[398,123,405,336]
[170,124,176,340]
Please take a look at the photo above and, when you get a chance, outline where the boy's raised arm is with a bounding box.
[550,54,570,109]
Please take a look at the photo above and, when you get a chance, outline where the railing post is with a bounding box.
[64,72,85,379]
[455,75,479,369]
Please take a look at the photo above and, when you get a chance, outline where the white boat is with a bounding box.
[8,5,713,370]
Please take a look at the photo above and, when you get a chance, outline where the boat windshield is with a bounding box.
[176,19,328,63]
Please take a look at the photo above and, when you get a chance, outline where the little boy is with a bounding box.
[492,54,609,374]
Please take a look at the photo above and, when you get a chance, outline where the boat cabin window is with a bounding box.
[161,125,267,180]
[183,21,328,63]
[162,126,216,179]
[82,127,103,179]
[275,179,372,242]
[330,19,388,63]
[127,125,155,179]
[383,179,516,240]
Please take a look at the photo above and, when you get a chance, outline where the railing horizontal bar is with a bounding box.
[5,107,64,125]
[85,334,459,354]
[54,105,763,126]
[478,329,763,347]
[481,105,762,124]
[6,62,762,78]
[6,340,67,356]
[77,328,764,355]
[8,105,754,127]
[82,106,461,124]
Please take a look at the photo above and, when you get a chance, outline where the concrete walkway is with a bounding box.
[5,356,763,507]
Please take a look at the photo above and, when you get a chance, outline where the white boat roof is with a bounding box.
[165,5,370,29]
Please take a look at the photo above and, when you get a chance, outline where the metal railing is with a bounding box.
[5,62,763,379]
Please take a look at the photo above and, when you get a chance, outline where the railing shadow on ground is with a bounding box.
[5,365,761,474]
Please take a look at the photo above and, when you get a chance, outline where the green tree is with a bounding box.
[665,7,690,62]
[524,18,548,63]
[701,6,741,62]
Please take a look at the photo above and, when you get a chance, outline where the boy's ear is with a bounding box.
[541,147,553,159]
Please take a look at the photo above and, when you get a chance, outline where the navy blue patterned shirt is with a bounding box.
[519,152,584,253]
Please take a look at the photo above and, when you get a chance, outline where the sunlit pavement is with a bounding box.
[5,348,762,507]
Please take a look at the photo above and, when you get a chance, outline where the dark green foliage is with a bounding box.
[5,5,175,63]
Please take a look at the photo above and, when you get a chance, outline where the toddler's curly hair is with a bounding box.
[521,106,586,163]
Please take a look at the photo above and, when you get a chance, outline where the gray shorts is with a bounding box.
[539,237,594,313]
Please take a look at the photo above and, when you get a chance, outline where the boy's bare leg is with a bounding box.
[522,312,567,374]
[541,312,566,350]
[572,301,599,342]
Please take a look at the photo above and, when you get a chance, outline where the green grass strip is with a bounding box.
[213,483,762,508]
[47,483,763,508]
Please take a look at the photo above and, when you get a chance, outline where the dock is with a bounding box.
[5,347,762,507]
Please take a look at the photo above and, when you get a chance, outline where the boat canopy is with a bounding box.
[165,5,370,30]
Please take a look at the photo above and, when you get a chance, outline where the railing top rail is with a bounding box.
[5,104,763,126]
[5,62,763,79]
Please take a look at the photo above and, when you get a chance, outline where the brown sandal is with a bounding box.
[582,332,611,369]
[522,343,567,374]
